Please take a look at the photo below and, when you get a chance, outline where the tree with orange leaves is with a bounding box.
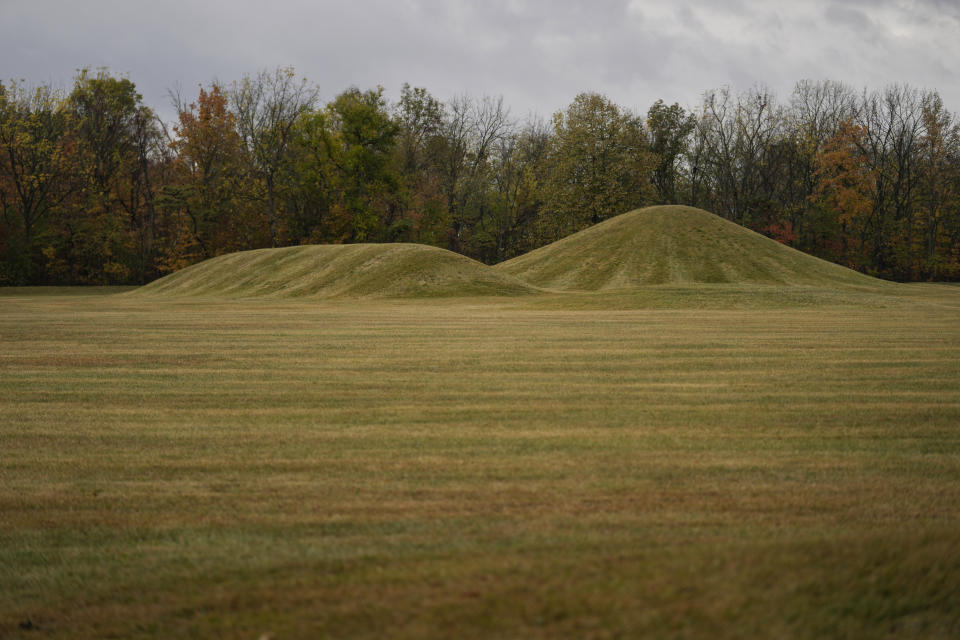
[810,119,876,270]
[165,83,251,269]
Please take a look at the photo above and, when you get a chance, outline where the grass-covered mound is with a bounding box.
[497,205,886,290]
[133,243,537,299]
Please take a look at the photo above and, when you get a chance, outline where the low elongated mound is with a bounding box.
[133,243,537,299]
[496,205,884,290]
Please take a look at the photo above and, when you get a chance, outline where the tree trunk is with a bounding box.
[266,173,278,247]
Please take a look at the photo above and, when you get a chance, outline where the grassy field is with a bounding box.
[2,283,959,638]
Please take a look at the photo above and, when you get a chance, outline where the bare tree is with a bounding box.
[483,117,551,261]
[854,85,924,272]
[230,67,318,247]
[440,94,513,253]
[692,85,781,225]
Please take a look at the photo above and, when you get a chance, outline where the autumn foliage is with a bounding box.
[2,70,960,285]
[809,120,875,269]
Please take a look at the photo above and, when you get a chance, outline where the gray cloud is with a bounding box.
[2,0,958,124]
[824,4,875,31]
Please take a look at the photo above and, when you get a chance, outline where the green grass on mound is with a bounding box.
[133,206,894,302]
[497,205,887,291]
[132,243,537,299]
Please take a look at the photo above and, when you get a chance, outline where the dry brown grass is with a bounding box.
[1,287,959,638]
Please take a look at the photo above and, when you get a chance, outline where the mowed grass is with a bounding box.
[130,206,890,304]
[133,243,536,299]
[496,206,885,290]
[2,287,960,638]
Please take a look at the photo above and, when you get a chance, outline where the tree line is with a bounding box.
[2,68,959,285]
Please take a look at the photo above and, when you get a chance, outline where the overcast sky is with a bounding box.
[3,0,958,123]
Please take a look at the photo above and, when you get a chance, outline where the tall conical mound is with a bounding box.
[496,205,884,290]
[132,243,537,299]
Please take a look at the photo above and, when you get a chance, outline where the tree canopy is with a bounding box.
[2,69,960,285]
